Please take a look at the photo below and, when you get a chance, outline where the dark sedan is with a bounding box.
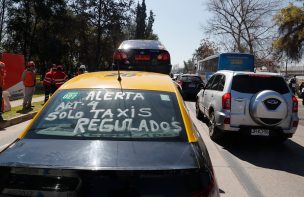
[177,74,204,100]
[112,40,172,74]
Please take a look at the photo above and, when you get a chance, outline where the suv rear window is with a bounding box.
[25,89,186,141]
[231,75,290,94]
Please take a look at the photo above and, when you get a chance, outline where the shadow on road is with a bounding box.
[217,134,304,177]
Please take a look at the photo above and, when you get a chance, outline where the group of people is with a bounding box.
[0,61,88,122]
[43,64,68,103]
[42,63,87,103]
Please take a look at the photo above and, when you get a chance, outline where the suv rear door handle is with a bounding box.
[235,98,244,102]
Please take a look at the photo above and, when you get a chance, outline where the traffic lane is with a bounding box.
[0,120,30,151]
[186,101,304,197]
[185,101,248,196]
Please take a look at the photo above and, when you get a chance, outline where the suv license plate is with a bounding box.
[251,129,270,136]
[189,84,196,88]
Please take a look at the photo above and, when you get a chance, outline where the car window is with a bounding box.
[25,89,187,141]
[119,40,166,50]
[205,75,216,89]
[181,76,202,82]
[231,75,290,94]
[211,75,222,90]
[217,75,225,91]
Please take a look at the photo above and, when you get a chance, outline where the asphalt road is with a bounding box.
[1,103,304,196]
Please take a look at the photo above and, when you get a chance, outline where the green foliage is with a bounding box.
[134,0,157,40]
[273,3,304,61]
[135,0,146,39]
[1,0,157,72]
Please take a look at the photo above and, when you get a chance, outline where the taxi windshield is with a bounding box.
[25,89,187,141]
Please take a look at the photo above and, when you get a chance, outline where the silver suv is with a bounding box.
[196,70,299,142]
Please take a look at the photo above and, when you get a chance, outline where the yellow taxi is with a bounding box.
[0,71,219,197]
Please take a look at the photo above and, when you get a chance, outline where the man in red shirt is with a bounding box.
[0,61,5,121]
[43,64,56,103]
[51,65,67,93]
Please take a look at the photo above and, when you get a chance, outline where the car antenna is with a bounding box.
[116,64,124,94]
[117,64,122,82]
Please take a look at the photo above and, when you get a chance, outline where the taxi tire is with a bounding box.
[209,112,222,141]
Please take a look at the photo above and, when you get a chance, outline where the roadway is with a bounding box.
[0,102,304,197]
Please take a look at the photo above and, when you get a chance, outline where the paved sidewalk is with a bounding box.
[0,96,45,129]
[10,96,45,108]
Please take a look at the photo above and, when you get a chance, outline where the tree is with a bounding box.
[71,0,132,70]
[194,38,219,60]
[133,0,157,40]
[205,0,280,56]
[0,0,7,45]
[273,3,304,61]
[135,0,146,39]
[183,59,195,73]
[1,0,156,72]
[145,10,158,39]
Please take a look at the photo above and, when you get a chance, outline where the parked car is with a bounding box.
[176,74,204,100]
[196,70,299,142]
[0,71,219,197]
[112,40,172,74]
[171,73,180,81]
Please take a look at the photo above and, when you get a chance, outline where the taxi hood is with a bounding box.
[0,139,202,170]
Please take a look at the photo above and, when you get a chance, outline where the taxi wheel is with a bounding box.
[209,112,222,141]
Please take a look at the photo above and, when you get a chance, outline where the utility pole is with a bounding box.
[0,0,6,44]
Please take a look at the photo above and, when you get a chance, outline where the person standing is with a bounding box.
[21,61,36,110]
[0,61,6,121]
[289,75,297,95]
[43,64,56,103]
[51,65,67,93]
[300,82,304,105]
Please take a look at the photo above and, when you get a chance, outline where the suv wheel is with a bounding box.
[209,112,222,141]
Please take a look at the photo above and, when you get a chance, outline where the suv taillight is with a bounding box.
[292,95,298,112]
[222,93,231,110]
[113,51,128,61]
[157,52,170,61]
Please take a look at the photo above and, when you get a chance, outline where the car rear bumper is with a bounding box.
[113,64,172,74]
[214,111,298,135]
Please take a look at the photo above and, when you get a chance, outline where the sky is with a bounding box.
[145,0,209,67]
[145,0,296,68]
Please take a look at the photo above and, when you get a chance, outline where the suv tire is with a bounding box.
[209,111,222,141]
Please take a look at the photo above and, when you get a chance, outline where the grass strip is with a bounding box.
[2,101,44,120]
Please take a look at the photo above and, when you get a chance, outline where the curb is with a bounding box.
[0,112,37,129]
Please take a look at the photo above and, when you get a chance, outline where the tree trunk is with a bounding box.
[0,0,6,44]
